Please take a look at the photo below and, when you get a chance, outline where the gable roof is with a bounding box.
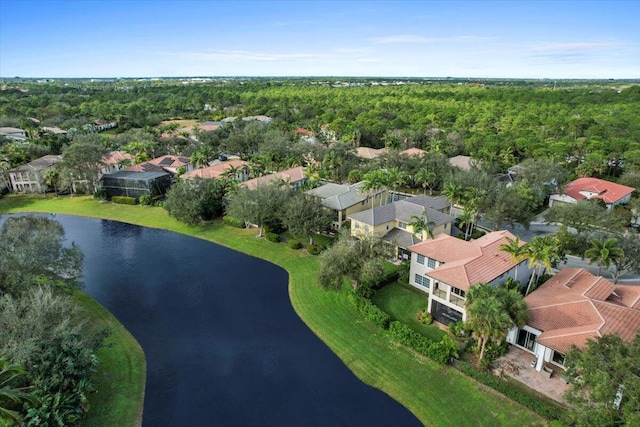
[9,154,62,173]
[409,230,522,291]
[182,160,248,179]
[526,268,640,354]
[102,151,134,166]
[559,177,635,205]
[306,181,384,210]
[242,166,305,190]
[347,195,453,227]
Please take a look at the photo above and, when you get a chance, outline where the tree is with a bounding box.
[415,169,437,195]
[524,236,561,295]
[409,211,435,240]
[584,237,624,277]
[362,169,386,208]
[442,181,464,214]
[482,182,538,230]
[0,215,83,294]
[281,194,333,245]
[499,236,527,282]
[317,234,388,293]
[164,178,230,225]
[42,167,61,196]
[457,207,476,241]
[225,183,291,237]
[384,167,407,202]
[59,139,108,194]
[545,199,618,235]
[564,333,640,426]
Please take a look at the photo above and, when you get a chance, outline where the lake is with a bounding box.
[4,214,421,426]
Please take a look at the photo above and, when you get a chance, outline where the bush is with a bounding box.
[139,194,152,206]
[223,215,245,228]
[93,188,107,200]
[416,309,432,325]
[288,240,303,250]
[153,200,165,208]
[348,293,391,329]
[456,361,563,420]
[307,244,322,255]
[388,321,458,364]
[111,195,136,205]
[449,320,469,338]
[480,341,509,369]
[264,231,280,243]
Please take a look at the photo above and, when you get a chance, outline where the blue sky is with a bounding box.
[1,0,638,78]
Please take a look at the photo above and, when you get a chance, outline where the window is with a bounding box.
[516,329,537,352]
[414,275,431,289]
[354,222,360,229]
[552,351,565,367]
[399,221,407,229]
[444,223,447,229]
[451,287,466,298]
[415,274,423,286]
[417,254,425,265]
[427,258,436,268]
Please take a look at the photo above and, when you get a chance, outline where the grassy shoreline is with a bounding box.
[0,195,546,426]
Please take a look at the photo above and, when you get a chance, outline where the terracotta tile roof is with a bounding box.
[102,151,134,166]
[182,160,248,179]
[354,147,387,159]
[525,268,640,354]
[147,155,191,168]
[400,148,426,157]
[409,230,522,291]
[559,177,635,204]
[243,166,306,190]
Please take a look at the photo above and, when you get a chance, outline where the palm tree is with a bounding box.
[415,169,437,195]
[457,207,476,241]
[442,181,464,215]
[385,167,407,202]
[190,150,209,169]
[524,236,560,295]
[499,236,528,282]
[362,170,385,208]
[584,237,624,277]
[466,294,512,363]
[409,210,436,240]
[223,164,243,181]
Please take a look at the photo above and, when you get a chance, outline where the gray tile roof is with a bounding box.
[348,195,454,226]
[382,228,421,249]
[9,155,62,172]
[306,182,384,210]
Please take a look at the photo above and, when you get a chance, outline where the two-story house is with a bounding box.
[8,154,63,193]
[348,194,454,259]
[548,177,634,211]
[306,181,388,228]
[408,230,532,325]
[506,268,640,373]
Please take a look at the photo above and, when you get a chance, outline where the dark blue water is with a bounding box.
[3,214,421,426]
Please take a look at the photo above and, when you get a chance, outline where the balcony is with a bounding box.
[450,294,466,308]
[433,288,447,300]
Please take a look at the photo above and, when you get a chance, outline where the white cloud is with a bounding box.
[371,34,497,45]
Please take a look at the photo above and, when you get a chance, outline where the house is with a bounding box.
[198,121,222,132]
[125,155,194,176]
[306,181,388,227]
[0,127,27,141]
[100,170,172,201]
[181,159,249,181]
[400,148,427,157]
[448,155,474,171]
[94,120,117,132]
[8,154,63,193]
[354,147,386,160]
[41,126,67,136]
[101,151,134,175]
[506,268,640,373]
[242,166,307,190]
[548,177,635,210]
[408,230,532,325]
[348,195,454,259]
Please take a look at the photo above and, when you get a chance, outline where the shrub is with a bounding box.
[139,194,152,206]
[480,341,509,368]
[288,240,303,250]
[93,188,107,200]
[307,244,321,255]
[264,231,280,243]
[457,361,563,420]
[223,215,245,228]
[111,195,136,205]
[449,320,469,338]
[153,200,165,208]
[348,293,391,329]
[416,309,432,325]
[388,321,458,364]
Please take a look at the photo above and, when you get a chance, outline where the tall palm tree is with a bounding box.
[409,210,436,240]
[524,236,559,295]
[499,236,528,282]
[584,237,624,277]
[190,150,209,169]
[385,167,407,202]
[442,181,464,214]
[415,169,437,195]
[466,294,512,363]
[362,170,386,208]
[457,207,476,241]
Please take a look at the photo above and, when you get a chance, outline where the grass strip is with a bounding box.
[0,195,547,427]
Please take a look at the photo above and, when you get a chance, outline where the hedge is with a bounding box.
[288,240,303,250]
[456,360,564,420]
[111,196,136,205]
[348,293,391,329]
[388,321,457,364]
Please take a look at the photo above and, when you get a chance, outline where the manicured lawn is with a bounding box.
[0,194,547,427]
[373,282,446,342]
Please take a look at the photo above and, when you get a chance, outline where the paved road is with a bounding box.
[476,219,640,285]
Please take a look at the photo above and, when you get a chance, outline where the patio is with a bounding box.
[494,345,569,404]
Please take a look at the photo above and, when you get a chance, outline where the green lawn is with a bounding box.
[373,282,446,342]
[0,194,547,427]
